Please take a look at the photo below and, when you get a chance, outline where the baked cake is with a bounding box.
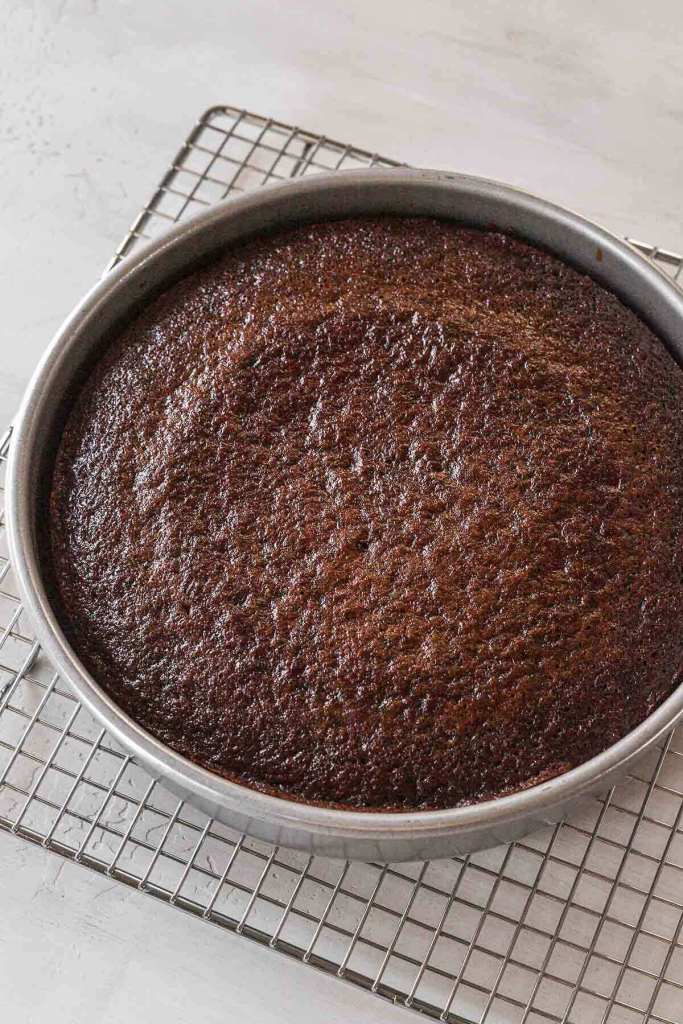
[47,217,683,810]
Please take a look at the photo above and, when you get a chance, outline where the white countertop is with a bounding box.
[2,1,682,1020]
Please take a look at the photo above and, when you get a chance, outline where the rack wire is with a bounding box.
[2,104,683,1024]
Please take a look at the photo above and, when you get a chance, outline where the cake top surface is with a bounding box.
[48,216,683,810]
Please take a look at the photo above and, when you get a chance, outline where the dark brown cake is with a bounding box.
[48,216,683,810]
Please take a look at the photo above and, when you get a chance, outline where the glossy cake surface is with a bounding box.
[48,217,683,810]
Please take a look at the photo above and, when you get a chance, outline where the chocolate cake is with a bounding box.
[48,217,683,810]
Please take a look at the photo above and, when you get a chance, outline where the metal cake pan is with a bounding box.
[7,168,683,862]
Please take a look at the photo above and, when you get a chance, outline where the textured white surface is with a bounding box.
[1,0,682,1020]
[0,832,404,1023]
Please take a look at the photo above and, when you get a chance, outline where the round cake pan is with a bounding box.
[7,169,683,862]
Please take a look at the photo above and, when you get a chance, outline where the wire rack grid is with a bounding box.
[1,105,683,1024]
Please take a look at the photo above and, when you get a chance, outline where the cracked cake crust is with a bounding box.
[48,216,683,810]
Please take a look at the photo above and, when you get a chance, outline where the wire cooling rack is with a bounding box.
[2,105,683,1024]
